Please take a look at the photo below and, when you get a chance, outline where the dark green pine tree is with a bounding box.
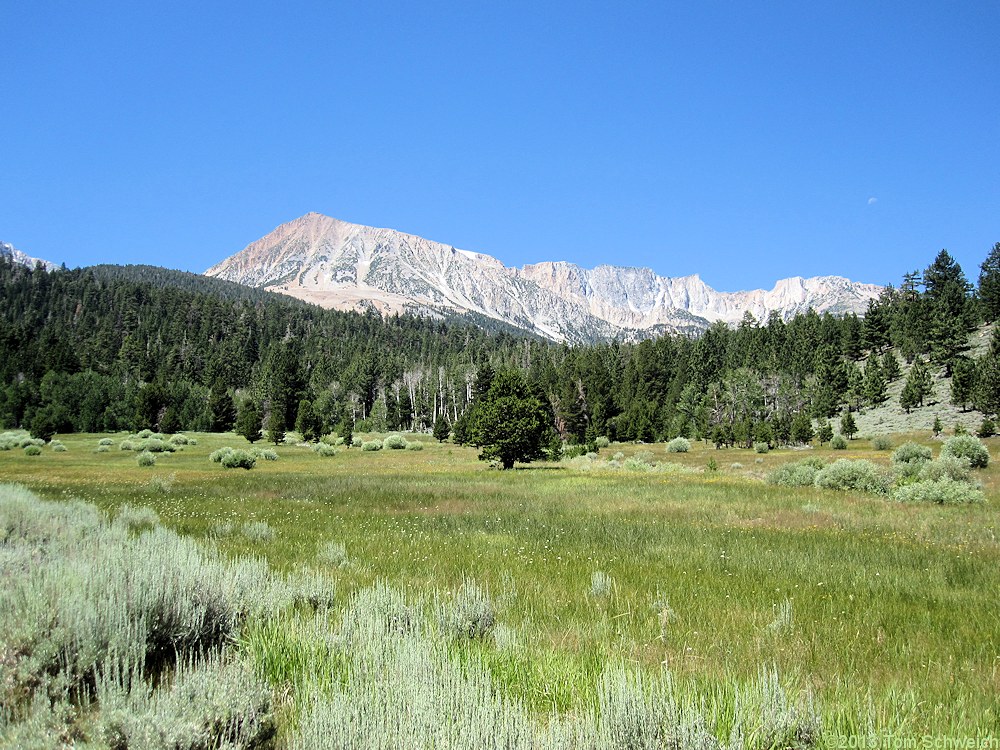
[790,411,814,444]
[900,358,933,413]
[973,329,1000,417]
[861,293,892,353]
[817,420,834,445]
[863,356,888,407]
[923,250,974,373]
[950,358,976,412]
[811,345,848,418]
[295,399,322,442]
[235,399,262,444]
[266,405,285,446]
[978,242,1000,323]
[881,351,902,382]
[208,381,237,432]
[338,407,355,448]
[840,410,858,440]
[433,415,450,443]
[468,369,553,469]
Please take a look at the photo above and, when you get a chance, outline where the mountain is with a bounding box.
[205,213,882,343]
[1,241,58,272]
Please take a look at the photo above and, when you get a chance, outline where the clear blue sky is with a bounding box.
[2,1,997,291]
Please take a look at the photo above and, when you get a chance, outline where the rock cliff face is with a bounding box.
[205,213,881,343]
[0,242,58,272]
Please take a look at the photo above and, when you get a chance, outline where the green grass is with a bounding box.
[2,429,998,741]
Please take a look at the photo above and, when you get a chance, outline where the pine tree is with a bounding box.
[840,410,858,440]
[900,358,933,412]
[950,358,976,412]
[973,329,1000,416]
[863,356,887,407]
[468,369,552,469]
[861,293,892,353]
[932,415,943,436]
[208,381,236,433]
[924,250,974,373]
[235,399,262,444]
[978,242,1000,323]
[791,411,814,444]
[881,351,901,382]
[433,415,450,442]
[295,399,322,442]
[817,420,834,445]
[338,409,355,447]
[266,406,285,446]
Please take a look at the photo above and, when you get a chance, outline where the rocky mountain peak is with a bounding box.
[205,213,882,343]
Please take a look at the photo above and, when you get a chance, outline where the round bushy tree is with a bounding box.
[468,369,552,470]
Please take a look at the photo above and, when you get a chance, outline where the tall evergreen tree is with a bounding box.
[974,329,1000,416]
[208,381,236,432]
[950,358,976,412]
[235,399,262,443]
[840,410,858,440]
[978,242,1000,323]
[468,369,552,469]
[863,356,888,407]
[924,250,974,373]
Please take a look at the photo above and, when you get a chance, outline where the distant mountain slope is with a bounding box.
[1,241,58,271]
[205,213,882,342]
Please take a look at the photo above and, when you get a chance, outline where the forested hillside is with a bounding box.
[2,245,998,444]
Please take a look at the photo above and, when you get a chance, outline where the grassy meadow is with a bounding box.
[1,429,997,746]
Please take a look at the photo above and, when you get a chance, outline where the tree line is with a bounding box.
[2,243,998,452]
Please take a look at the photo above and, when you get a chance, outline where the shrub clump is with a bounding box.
[23,444,42,456]
[813,459,891,495]
[383,434,408,450]
[136,450,157,467]
[830,434,848,450]
[312,443,336,457]
[892,442,933,467]
[436,579,496,641]
[892,477,985,505]
[871,435,894,451]
[595,436,611,449]
[918,455,973,484]
[98,437,115,446]
[242,521,274,542]
[941,434,990,469]
[210,447,234,463]
[256,448,279,461]
[766,458,824,487]
[51,441,67,452]
[316,540,349,569]
[168,434,189,446]
[95,444,111,453]
[361,440,383,452]
[666,437,690,453]
[221,449,256,470]
[405,441,424,451]
[753,442,770,454]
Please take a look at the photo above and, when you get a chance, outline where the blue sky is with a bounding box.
[2,1,997,291]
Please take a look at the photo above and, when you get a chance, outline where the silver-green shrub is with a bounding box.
[754,442,770,454]
[361,440,382,452]
[436,579,496,641]
[316,540,349,569]
[96,444,111,453]
[892,477,985,505]
[312,442,336,457]
[256,447,279,461]
[242,520,274,542]
[941,434,990,468]
[99,437,115,446]
[767,459,824,487]
[871,435,894,451]
[383,434,408,450]
[918,455,973,484]
[168,434,188,446]
[115,504,160,532]
[23,444,41,456]
[137,450,157,467]
[209,447,234,463]
[830,434,848,450]
[814,459,891,495]
[50,440,67,452]
[666,437,690,453]
[595,436,611,449]
[406,441,424,451]
[892,442,933,467]
[221,449,256,470]
[97,652,276,750]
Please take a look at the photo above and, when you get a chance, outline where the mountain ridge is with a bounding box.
[205,212,882,343]
[1,241,59,272]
